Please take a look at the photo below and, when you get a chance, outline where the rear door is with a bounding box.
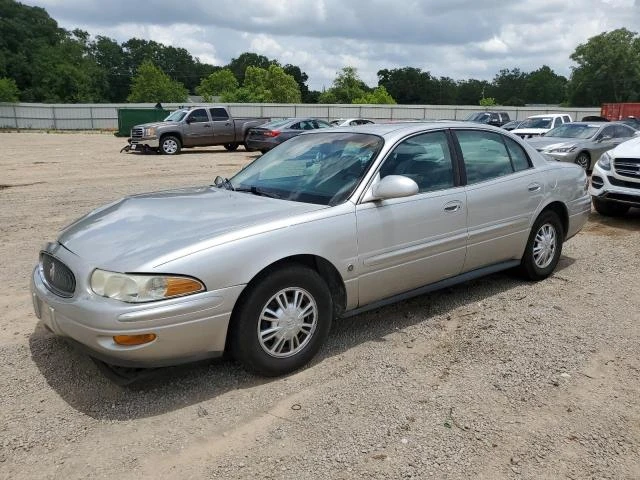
[355,130,467,305]
[452,129,544,272]
[184,108,212,146]
[209,107,236,144]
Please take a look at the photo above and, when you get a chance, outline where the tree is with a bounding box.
[319,67,370,103]
[524,65,567,104]
[377,67,433,104]
[227,52,277,84]
[225,65,301,103]
[196,68,239,101]
[127,61,188,103]
[479,97,497,107]
[0,77,19,101]
[492,68,528,105]
[283,64,311,102]
[568,28,640,106]
[456,79,491,105]
[352,85,396,104]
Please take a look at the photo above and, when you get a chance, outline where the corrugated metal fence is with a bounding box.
[0,102,600,131]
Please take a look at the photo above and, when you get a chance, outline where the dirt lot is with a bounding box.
[0,132,639,480]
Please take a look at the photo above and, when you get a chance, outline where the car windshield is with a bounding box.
[259,118,294,129]
[164,110,188,122]
[229,132,383,206]
[519,117,552,129]
[544,124,600,139]
[465,112,490,122]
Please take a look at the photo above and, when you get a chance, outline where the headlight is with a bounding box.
[90,269,205,303]
[548,146,576,153]
[144,127,157,137]
[597,151,612,171]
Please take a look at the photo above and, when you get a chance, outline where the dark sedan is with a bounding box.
[246,117,332,153]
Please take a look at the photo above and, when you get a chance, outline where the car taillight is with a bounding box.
[264,130,280,137]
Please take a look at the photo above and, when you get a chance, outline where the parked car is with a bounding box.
[31,122,590,382]
[512,114,572,139]
[617,117,640,130]
[590,135,640,216]
[129,106,269,154]
[330,118,375,126]
[501,120,524,131]
[464,111,511,127]
[527,122,636,170]
[245,117,332,153]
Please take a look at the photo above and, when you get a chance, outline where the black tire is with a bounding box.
[592,197,630,217]
[229,265,332,376]
[160,135,181,155]
[224,143,239,151]
[518,211,564,281]
[574,152,591,171]
[244,135,256,152]
[259,149,269,154]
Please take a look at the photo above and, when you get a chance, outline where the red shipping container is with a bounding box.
[601,103,640,120]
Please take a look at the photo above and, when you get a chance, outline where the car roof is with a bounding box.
[303,121,507,139]
[527,113,568,118]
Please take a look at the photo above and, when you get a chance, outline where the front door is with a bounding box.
[183,108,212,146]
[355,130,467,306]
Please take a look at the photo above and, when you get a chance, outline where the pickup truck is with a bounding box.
[129,106,269,154]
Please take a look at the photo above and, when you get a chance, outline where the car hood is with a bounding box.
[609,136,640,156]
[58,187,326,270]
[134,121,176,129]
[526,137,583,150]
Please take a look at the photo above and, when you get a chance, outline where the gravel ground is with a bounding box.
[0,132,639,480]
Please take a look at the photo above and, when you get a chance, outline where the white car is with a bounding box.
[589,136,640,216]
[330,118,375,127]
[513,114,572,139]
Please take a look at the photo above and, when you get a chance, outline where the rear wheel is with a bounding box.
[518,211,563,281]
[229,265,332,376]
[160,135,181,155]
[593,197,630,217]
[224,143,239,151]
[575,152,591,171]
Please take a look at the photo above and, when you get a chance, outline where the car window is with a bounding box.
[600,125,615,139]
[209,108,229,121]
[316,120,331,128]
[379,131,454,193]
[299,121,314,130]
[613,125,634,138]
[455,130,515,184]
[563,115,571,123]
[290,123,301,130]
[503,136,531,171]
[553,117,562,128]
[501,113,510,122]
[187,109,209,123]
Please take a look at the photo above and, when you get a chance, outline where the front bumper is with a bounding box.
[129,137,160,150]
[589,165,640,207]
[30,245,245,368]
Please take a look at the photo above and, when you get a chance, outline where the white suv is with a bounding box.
[512,114,572,139]
[589,136,640,216]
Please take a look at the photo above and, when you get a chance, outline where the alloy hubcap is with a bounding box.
[257,287,317,358]
[533,223,557,268]
[163,139,177,154]
[576,155,589,170]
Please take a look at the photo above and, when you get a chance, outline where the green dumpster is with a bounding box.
[116,108,172,137]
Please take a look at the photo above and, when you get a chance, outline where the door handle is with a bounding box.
[443,200,462,212]
[204,124,212,128]
[528,183,541,192]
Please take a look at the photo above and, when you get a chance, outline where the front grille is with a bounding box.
[40,252,76,298]
[131,127,143,139]
[613,157,640,178]
[591,175,604,189]
[607,176,640,189]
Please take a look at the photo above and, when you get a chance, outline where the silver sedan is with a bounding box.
[31,123,591,381]
[527,122,637,170]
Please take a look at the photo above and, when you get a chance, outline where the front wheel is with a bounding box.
[593,197,630,217]
[160,135,181,155]
[574,152,591,171]
[518,211,563,281]
[229,265,332,376]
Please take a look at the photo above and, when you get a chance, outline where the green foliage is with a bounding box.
[196,69,239,101]
[0,77,19,101]
[479,97,497,107]
[224,65,301,103]
[127,61,188,103]
[319,67,371,103]
[568,28,640,106]
[524,65,567,105]
[228,53,276,84]
[352,85,396,104]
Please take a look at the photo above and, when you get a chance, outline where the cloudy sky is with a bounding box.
[22,0,640,90]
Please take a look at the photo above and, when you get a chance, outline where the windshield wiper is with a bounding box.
[235,186,281,199]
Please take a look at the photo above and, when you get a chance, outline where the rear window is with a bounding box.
[259,118,292,129]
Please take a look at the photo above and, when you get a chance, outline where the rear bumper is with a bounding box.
[245,138,281,151]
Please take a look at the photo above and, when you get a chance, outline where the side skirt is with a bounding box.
[341,260,521,319]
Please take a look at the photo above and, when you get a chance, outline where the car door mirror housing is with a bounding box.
[365,175,419,202]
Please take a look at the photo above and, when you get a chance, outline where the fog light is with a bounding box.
[113,333,157,346]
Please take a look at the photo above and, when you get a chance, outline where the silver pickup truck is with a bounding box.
[129,106,269,154]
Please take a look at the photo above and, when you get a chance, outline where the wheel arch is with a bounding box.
[159,131,183,145]
[538,201,569,240]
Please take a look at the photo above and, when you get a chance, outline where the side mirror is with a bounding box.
[185,117,192,124]
[364,175,419,202]
[597,135,612,142]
